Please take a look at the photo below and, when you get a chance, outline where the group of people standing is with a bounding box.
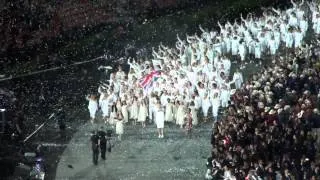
[85,0,319,143]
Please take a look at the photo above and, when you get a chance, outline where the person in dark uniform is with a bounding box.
[12,111,25,141]
[97,127,107,160]
[56,108,66,139]
[90,131,100,165]
[106,129,113,152]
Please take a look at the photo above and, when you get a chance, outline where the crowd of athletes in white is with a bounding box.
[86,0,320,139]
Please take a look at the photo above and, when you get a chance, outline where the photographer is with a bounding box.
[90,131,100,165]
[97,127,107,160]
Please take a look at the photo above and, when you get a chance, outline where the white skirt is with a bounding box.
[176,107,185,125]
[137,106,147,122]
[109,112,116,125]
[130,103,139,119]
[156,112,165,129]
[89,107,97,119]
[101,105,109,118]
[116,120,124,135]
[122,106,129,123]
[165,105,173,122]
[212,104,219,117]
[190,108,198,126]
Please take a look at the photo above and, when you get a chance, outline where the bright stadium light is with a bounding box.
[0,109,5,112]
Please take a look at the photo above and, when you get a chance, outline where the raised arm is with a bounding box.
[177,34,183,43]
[291,0,297,8]
[299,0,304,7]
[272,8,281,16]
[101,82,110,89]
[139,65,147,74]
[152,49,166,60]
[241,16,249,27]
[262,11,268,19]
[157,63,164,71]
[227,21,232,28]
[233,19,239,27]
[240,13,246,22]
[228,79,235,85]
[158,46,166,54]
[98,86,103,94]
[307,1,315,11]
[176,41,182,49]
[217,21,223,30]
[152,47,158,57]
[129,58,141,71]
[195,34,202,42]
[160,42,168,50]
[127,57,133,67]
[129,59,141,73]
[186,34,194,44]
[199,24,206,34]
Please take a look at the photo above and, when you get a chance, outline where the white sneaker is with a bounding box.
[158,135,161,138]
[160,135,164,138]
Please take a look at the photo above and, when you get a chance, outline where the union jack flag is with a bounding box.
[139,70,161,92]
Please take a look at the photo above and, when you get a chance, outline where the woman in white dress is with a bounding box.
[127,68,135,82]
[313,14,320,35]
[115,111,124,141]
[224,33,232,54]
[109,104,117,126]
[86,95,98,123]
[232,69,244,89]
[238,40,246,62]
[172,99,178,123]
[121,101,129,123]
[176,101,185,128]
[299,15,308,36]
[201,94,211,122]
[116,99,122,113]
[155,103,165,138]
[293,28,303,49]
[137,100,148,128]
[194,92,202,113]
[231,36,239,57]
[129,96,139,125]
[189,101,198,126]
[99,93,109,123]
[165,99,174,123]
[285,28,294,57]
[254,39,262,64]
[268,36,277,60]
[220,85,230,108]
[211,92,220,121]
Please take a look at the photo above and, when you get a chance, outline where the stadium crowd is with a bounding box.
[206,46,320,179]
[205,0,320,179]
